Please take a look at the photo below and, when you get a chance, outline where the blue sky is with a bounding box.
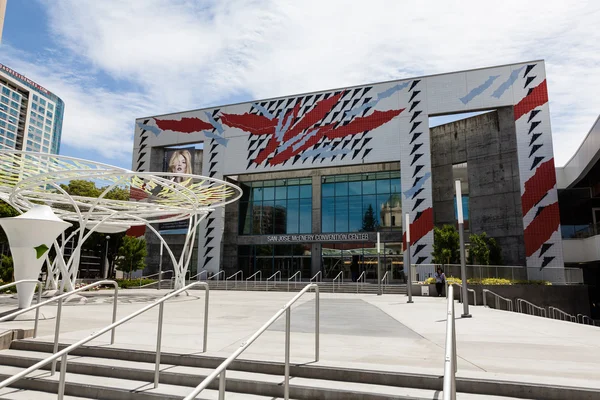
[1,0,599,169]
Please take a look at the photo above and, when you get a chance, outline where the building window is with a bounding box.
[1,87,9,96]
[32,103,38,111]
[239,178,312,235]
[321,171,401,233]
[33,94,38,101]
[11,92,20,101]
[1,96,8,104]
[48,103,54,111]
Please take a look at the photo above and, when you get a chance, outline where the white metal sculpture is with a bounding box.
[0,205,71,308]
[0,150,242,293]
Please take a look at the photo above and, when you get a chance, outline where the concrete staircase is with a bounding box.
[0,340,595,400]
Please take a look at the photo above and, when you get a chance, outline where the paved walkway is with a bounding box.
[0,289,598,391]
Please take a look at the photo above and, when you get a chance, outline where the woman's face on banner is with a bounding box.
[173,153,187,173]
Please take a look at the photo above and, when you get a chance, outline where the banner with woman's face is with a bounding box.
[159,147,196,233]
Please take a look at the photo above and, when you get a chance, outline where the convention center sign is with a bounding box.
[266,233,372,243]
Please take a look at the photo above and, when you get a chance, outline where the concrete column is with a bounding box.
[311,243,322,277]
[311,175,322,277]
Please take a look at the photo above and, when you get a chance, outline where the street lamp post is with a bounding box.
[103,235,110,279]
[158,241,163,290]
[455,180,471,318]
[405,213,413,303]
[377,232,382,296]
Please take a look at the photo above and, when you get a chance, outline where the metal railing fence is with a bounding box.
[332,271,343,293]
[225,271,243,290]
[356,271,366,293]
[482,289,514,312]
[266,271,281,291]
[287,271,301,292]
[411,264,583,284]
[0,280,43,336]
[183,283,319,400]
[245,271,261,291]
[548,306,576,322]
[0,281,209,400]
[516,298,547,317]
[310,271,322,283]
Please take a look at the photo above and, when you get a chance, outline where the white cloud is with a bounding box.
[12,0,600,165]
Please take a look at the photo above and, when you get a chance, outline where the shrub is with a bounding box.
[115,278,157,288]
[419,277,551,286]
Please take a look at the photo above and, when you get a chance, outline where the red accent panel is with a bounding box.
[154,117,213,133]
[514,80,548,121]
[281,91,345,142]
[524,202,560,257]
[521,158,556,216]
[219,113,277,135]
[129,187,148,201]
[402,208,434,250]
[325,109,405,139]
[126,225,146,237]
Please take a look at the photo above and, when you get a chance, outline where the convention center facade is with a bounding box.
[132,60,564,281]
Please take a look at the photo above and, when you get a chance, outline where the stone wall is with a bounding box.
[430,108,525,266]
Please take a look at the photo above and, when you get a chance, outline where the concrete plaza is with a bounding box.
[0,288,598,393]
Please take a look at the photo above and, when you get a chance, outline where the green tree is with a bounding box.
[0,200,19,244]
[488,237,503,265]
[468,232,491,265]
[467,233,503,265]
[361,204,379,232]
[0,255,13,282]
[116,236,147,279]
[432,225,460,264]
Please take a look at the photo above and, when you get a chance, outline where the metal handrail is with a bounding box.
[183,284,319,400]
[356,271,366,293]
[577,314,596,325]
[449,282,477,306]
[0,280,43,336]
[0,281,210,400]
[245,271,262,291]
[266,271,281,291]
[139,271,173,287]
[0,280,119,376]
[381,271,390,286]
[139,271,175,289]
[548,306,576,322]
[287,271,301,292]
[225,270,243,290]
[188,270,208,281]
[516,298,546,317]
[310,270,322,283]
[208,270,225,281]
[332,271,343,293]
[481,289,513,311]
[442,284,457,400]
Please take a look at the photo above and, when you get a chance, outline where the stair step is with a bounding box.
[0,349,523,400]
[0,364,286,400]
[0,387,91,400]
[6,341,596,400]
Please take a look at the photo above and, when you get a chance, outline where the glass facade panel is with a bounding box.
[322,171,401,233]
[239,178,312,235]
